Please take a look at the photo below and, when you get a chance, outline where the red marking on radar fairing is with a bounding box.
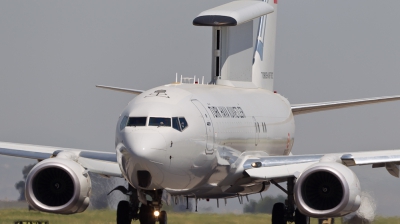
[274,0,278,4]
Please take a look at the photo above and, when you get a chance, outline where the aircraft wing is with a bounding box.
[244,149,400,180]
[0,141,122,177]
[291,95,400,115]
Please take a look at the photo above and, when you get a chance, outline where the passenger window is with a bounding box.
[179,117,188,130]
[127,117,147,126]
[172,117,181,131]
[149,117,171,127]
[120,116,128,130]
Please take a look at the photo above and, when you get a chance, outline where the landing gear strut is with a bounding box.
[271,177,309,224]
[112,184,140,224]
[110,185,167,224]
[138,189,167,224]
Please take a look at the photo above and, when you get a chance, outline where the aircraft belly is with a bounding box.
[167,181,270,198]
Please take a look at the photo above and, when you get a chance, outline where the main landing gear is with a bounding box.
[109,185,167,224]
[271,177,309,224]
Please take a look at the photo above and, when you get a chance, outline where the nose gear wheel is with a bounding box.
[112,186,167,224]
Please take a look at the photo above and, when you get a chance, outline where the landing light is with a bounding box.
[251,162,262,168]
[154,210,160,217]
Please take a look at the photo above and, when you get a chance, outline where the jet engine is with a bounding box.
[25,158,91,214]
[294,162,361,218]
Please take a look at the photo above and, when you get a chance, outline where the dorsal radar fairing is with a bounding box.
[193,0,278,90]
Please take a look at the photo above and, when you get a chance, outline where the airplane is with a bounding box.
[1,1,400,224]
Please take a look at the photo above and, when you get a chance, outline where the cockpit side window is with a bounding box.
[172,117,181,131]
[127,117,147,127]
[172,117,188,131]
[149,117,171,127]
[179,117,188,130]
[120,116,128,130]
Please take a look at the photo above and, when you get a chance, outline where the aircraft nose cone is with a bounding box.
[124,129,167,163]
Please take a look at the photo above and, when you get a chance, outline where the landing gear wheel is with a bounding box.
[159,211,167,224]
[295,208,309,224]
[272,202,286,224]
[139,204,156,224]
[117,201,131,224]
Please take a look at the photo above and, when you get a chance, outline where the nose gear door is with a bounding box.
[191,99,214,154]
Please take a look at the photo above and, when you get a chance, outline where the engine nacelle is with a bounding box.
[25,158,91,214]
[294,162,361,218]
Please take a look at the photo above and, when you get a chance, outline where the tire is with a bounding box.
[117,201,131,224]
[272,202,286,224]
[139,204,156,224]
[295,208,310,224]
[159,211,167,224]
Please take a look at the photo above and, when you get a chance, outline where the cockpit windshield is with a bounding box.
[120,116,128,130]
[127,117,147,126]
[149,117,171,127]
[120,116,188,131]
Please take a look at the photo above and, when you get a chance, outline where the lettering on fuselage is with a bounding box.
[208,106,246,118]
[262,72,274,79]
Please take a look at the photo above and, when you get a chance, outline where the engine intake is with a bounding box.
[32,167,75,207]
[294,162,361,218]
[301,171,343,210]
[26,158,91,214]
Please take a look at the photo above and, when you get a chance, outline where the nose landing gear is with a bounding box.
[138,203,167,224]
[139,189,167,224]
[111,185,167,224]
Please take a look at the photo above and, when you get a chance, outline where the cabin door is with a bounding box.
[191,99,214,154]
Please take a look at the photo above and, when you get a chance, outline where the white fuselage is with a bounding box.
[115,83,295,197]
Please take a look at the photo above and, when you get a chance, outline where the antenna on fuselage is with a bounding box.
[182,77,193,84]
[195,196,198,212]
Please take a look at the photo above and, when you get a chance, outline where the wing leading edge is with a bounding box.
[0,141,121,177]
[291,95,400,115]
[244,149,400,180]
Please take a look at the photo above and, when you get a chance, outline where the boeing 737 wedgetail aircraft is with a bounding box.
[1,1,400,224]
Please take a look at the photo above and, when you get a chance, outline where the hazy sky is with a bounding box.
[1,0,400,216]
